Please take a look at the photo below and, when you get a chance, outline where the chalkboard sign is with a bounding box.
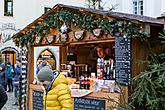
[33,90,44,110]
[115,35,131,86]
[74,97,105,110]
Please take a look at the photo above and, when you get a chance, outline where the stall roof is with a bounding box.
[157,12,165,19]
[61,4,164,24]
[13,4,164,39]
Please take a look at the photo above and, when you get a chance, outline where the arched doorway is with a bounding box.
[36,49,56,71]
[34,46,60,80]
[0,47,19,66]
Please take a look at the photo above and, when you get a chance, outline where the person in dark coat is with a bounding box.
[13,59,21,105]
[0,63,7,91]
[0,84,8,110]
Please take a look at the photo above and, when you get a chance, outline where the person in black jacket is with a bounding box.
[0,84,8,110]
[0,63,8,91]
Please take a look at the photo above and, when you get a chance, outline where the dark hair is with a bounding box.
[94,44,104,51]
[7,62,11,65]
[42,57,46,60]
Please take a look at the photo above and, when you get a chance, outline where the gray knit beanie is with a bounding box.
[37,66,54,81]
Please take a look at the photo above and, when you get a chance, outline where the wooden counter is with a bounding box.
[85,91,119,107]
[28,84,119,110]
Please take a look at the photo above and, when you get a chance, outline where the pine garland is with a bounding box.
[16,10,148,46]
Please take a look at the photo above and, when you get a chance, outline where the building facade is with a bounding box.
[0,0,115,64]
[0,0,165,32]
[0,0,86,31]
[0,0,165,65]
[0,0,86,64]
[110,0,165,17]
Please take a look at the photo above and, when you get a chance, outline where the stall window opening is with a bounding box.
[66,42,115,81]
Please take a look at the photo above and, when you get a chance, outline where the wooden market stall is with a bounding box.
[12,4,164,110]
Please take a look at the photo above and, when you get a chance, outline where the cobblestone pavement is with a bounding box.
[2,92,18,110]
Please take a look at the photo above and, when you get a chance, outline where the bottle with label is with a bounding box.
[89,76,94,90]
[87,76,90,90]
[113,69,115,79]
[97,58,100,79]
[84,75,87,89]
[110,59,114,80]
[103,60,107,80]
[100,58,104,79]
[106,61,110,80]
[80,76,84,89]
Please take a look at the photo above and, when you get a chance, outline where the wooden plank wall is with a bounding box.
[131,38,149,78]
[60,46,67,70]
[131,25,163,78]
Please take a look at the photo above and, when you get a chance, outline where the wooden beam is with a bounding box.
[22,31,26,34]
[37,22,42,24]
[30,26,36,29]
[38,18,44,21]
[68,39,115,45]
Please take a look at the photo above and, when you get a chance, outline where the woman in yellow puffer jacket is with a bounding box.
[37,66,73,110]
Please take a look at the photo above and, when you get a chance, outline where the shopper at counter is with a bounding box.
[36,57,51,74]
[37,66,73,110]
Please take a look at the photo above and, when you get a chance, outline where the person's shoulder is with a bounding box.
[56,83,69,90]
[0,63,5,68]
[47,64,52,68]
[38,63,43,68]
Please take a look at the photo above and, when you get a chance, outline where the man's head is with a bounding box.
[7,62,11,68]
[16,58,21,66]
[37,66,54,88]
[41,57,47,66]
[95,44,105,58]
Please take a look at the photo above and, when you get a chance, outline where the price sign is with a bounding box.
[115,35,131,86]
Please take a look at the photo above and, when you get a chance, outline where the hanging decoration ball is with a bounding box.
[74,30,85,41]
[93,29,102,37]
[58,33,69,43]
[35,35,42,44]
[46,35,55,44]
[60,23,69,33]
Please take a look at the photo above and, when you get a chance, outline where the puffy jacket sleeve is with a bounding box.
[56,84,73,110]
[43,90,46,109]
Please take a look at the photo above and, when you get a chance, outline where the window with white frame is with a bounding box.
[133,0,143,15]
[4,0,13,16]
